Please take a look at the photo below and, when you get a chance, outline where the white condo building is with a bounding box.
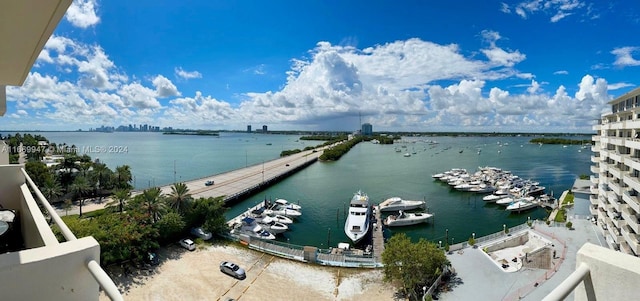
[0,1,122,300]
[591,86,640,256]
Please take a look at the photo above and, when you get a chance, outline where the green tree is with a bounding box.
[185,196,229,235]
[114,165,133,189]
[25,161,52,188]
[107,188,131,213]
[382,233,449,300]
[70,176,91,217]
[167,182,192,214]
[41,177,63,203]
[137,187,166,223]
[91,162,110,191]
[156,211,186,243]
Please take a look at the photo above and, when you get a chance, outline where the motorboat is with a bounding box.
[506,200,539,212]
[265,204,302,219]
[233,217,276,240]
[268,214,294,224]
[378,197,426,212]
[257,216,288,234]
[384,210,433,227]
[274,198,302,210]
[497,196,534,206]
[468,183,495,194]
[344,190,371,244]
[483,193,508,202]
[403,153,411,157]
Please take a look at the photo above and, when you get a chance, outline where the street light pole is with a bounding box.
[173,160,176,183]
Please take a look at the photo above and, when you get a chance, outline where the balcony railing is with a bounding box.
[0,165,123,301]
[543,243,640,301]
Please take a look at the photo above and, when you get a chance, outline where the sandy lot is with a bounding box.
[101,242,396,301]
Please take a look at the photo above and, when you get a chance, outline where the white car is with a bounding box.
[179,238,196,251]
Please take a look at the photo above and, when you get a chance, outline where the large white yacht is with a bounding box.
[344,190,371,244]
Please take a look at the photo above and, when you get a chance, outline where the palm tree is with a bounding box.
[167,182,192,214]
[41,178,63,203]
[142,187,165,223]
[93,163,109,190]
[107,188,131,213]
[70,176,91,217]
[114,165,133,189]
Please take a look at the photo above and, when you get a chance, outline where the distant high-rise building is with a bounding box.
[362,123,373,136]
[262,125,268,132]
[247,125,252,132]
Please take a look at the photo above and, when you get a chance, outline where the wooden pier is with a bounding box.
[372,205,385,262]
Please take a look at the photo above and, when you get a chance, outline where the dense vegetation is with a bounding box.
[382,233,450,300]
[279,135,348,157]
[529,137,592,145]
[56,184,229,266]
[363,134,399,144]
[299,134,346,141]
[319,136,363,161]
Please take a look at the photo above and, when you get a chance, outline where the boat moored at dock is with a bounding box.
[378,197,426,212]
[344,190,371,244]
[384,210,433,227]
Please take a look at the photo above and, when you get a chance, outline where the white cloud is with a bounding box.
[608,83,634,90]
[65,0,100,29]
[152,75,181,97]
[554,70,569,75]
[504,0,587,22]
[480,30,526,67]
[175,67,202,80]
[612,47,640,67]
[118,83,162,110]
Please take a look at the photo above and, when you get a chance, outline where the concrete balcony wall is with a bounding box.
[622,191,640,213]
[623,175,640,196]
[622,209,640,234]
[610,152,622,163]
[590,165,600,174]
[621,226,640,255]
[626,139,640,150]
[19,184,58,248]
[0,237,101,301]
[573,245,640,301]
[590,176,599,184]
[590,195,598,205]
[626,118,640,129]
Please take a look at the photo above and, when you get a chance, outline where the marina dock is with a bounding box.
[372,205,385,262]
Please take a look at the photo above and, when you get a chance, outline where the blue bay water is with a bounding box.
[6,132,592,247]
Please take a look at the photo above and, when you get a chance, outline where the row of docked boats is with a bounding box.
[433,166,553,213]
[231,199,302,240]
[343,191,434,244]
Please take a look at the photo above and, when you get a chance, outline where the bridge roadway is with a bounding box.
[153,147,326,202]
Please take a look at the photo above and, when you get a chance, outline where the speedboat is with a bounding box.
[268,214,294,224]
[497,196,534,206]
[265,204,302,219]
[378,197,426,212]
[257,216,288,234]
[233,217,276,240]
[344,190,371,244]
[384,210,433,227]
[274,198,302,210]
[483,193,508,202]
[506,200,539,212]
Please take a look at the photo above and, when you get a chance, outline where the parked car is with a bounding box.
[205,180,214,186]
[179,238,196,251]
[191,227,213,240]
[220,261,246,280]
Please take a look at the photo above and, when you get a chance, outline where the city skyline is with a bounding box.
[3,1,640,133]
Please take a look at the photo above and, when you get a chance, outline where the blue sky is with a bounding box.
[5,0,640,132]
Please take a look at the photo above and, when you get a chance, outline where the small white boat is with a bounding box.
[384,210,433,227]
[497,196,534,206]
[483,193,508,202]
[274,198,302,210]
[233,217,276,240]
[403,153,411,157]
[269,214,294,224]
[378,197,426,212]
[265,204,302,218]
[506,200,539,212]
[257,216,288,234]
